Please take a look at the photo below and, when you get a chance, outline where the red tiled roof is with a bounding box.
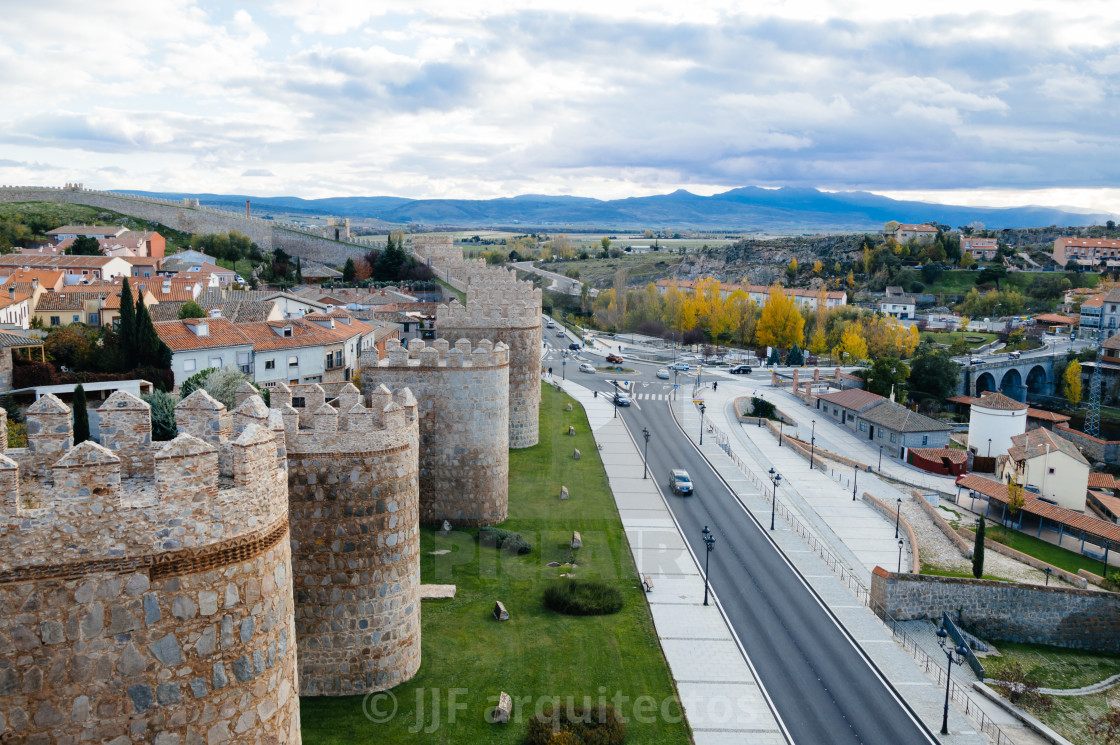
[947,395,981,406]
[974,391,1029,412]
[909,447,967,464]
[1027,408,1071,423]
[1034,313,1077,325]
[154,318,251,352]
[1089,473,1119,490]
[815,387,885,411]
[959,473,1120,543]
[236,318,349,352]
[1008,428,1088,465]
[1060,238,1120,249]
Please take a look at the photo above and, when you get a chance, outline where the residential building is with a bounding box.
[886,223,937,245]
[813,387,952,458]
[98,230,166,258]
[878,286,918,320]
[299,262,343,284]
[0,287,32,329]
[237,318,351,386]
[33,286,157,329]
[998,428,1090,512]
[1053,237,1120,269]
[159,258,236,286]
[960,237,998,260]
[154,317,255,387]
[654,279,847,310]
[0,269,65,292]
[46,225,126,241]
[1079,293,1105,334]
[124,256,161,279]
[0,254,133,283]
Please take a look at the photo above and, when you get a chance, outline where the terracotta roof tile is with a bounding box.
[815,388,885,412]
[154,318,251,352]
[909,447,967,464]
[974,391,1029,412]
[1007,428,1088,465]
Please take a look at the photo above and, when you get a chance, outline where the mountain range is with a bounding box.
[114,187,1109,232]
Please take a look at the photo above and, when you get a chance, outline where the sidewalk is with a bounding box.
[553,377,787,745]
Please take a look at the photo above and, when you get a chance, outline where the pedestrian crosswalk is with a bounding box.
[632,393,671,400]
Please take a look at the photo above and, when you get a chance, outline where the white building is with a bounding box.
[153,318,255,387]
[999,428,1090,512]
[967,391,1028,458]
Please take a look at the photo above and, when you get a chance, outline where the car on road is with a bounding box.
[730,365,752,375]
[656,368,670,379]
[613,392,631,406]
[606,354,623,364]
[672,362,690,372]
[578,362,595,373]
[668,469,693,495]
[556,329,566,337]
[569,343,582,351]
[1008,350,1022,360]
[969,357,984,365]
[546,320,555,328]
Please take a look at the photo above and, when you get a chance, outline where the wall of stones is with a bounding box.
[1054,424,1120,464]
[869,567,1120,652]
[360,338,509,526]
[278,385,423,696]
[0,408,300,744]
[0,348,11,394]
[437,267,541,448]
[410,235,462,266]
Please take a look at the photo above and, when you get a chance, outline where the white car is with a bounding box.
[672,362,690,372]
[578,362,595,374]
[656,368,670,379]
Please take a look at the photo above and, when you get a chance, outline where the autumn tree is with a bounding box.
[1066,359,1083,405]
[786,257,799,283]
[1007,480,1026,516]
[833,324,869,364]
[813,260,823,275]
[756,286,805,351]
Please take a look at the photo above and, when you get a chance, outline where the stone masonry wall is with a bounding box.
[869,567,1120,652]
[0,348,11,394]
[280,386,422,696]
[360,338,509,525]
[437,266,541,448]
[410,235,461,266]
[0,411,300,745]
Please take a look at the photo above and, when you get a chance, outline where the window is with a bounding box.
[1049,467,1056,475]
[265,360,275,370]
[208,356,223,368]
[50,316,60,326]
[878,430,883,439]
[890,433,897,443]
[88,313,99,325]
[72,315,80,324]
[237,352,250,365]
[184,359,197,372]
[292,397,306,408]
[288,355,298,368]
[922,436,928,446]
[860,422,866,432]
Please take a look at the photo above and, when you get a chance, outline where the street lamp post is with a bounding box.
[809,419,816,470]
[1044,567,1053,586]
[642,427,651,479]
[769,469,781,531]
[778,419,784,446]
[702,526,716,606]
[852,465,858,501]
[699,403,707,445]
[895,497,902,538]
[987,438,992,458]
[878,445,883,472]
[936,627,969,735]
[898,539,905,573]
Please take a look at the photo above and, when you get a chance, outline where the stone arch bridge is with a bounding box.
[958,356,1057,401]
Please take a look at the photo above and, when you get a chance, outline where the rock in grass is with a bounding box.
[493,601,510,622]
[573,449,581,460]
[560,486,569,500]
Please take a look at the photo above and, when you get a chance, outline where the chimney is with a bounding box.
[7,287,13,299]
[190,321,209,337]
[246,199,251,218]
[31,277,38,288]
[209,308,222,318]
[162,279,171,293]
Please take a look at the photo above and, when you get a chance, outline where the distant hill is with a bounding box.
[113,187,1109,232]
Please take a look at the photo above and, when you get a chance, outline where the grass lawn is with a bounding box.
[300,383,690,744]
[982,524,1111,577]
[986,641,1120,690]
[435,278,466,303]
[919,562,1012,583]
[539,254,685,289]
[920,331,997,348]
[897,269,1100,299]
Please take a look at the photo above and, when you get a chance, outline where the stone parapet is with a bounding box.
[360,338,509,525]
[410,234,461,266]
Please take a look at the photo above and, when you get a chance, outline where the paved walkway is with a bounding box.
[553,377,786,745]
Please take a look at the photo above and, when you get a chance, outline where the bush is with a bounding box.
[751,397,776,420]
[526,703,625,745]
[7,421,26,448]
[478,527,532,555]
[144,390,179,441]
[543,579,624,616]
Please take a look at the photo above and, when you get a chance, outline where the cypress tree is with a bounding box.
[972,516,986,579]
[343,257,356,283]
[134,297,168,368]
[118,277,136,369]
[73,384,90,444]
[295,257,302,284]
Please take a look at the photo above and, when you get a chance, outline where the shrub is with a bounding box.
[751,397,776,420]
[478,527,532,555]
[144,390,179,441]
[526,703,625,745]
[7,421,27,448]
[543,579,624,616]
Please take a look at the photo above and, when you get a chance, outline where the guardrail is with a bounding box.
[693,402,1017,745]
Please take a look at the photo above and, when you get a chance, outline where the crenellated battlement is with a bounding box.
[410,234,462,266]
[277,381,418,454]
[363,337,511,370]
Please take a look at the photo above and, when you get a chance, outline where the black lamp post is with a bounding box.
[987,438,992,458]
[1044,566,1053,586]
[895,498,902,538]
[852,465,858,501]
[642,427,650,479]
[878,445,883,472]
[809,419,816,470]
[699,403,706,445]
[778,418,784,446]
[702,526,716,606]
[897,538,905,573]
[769,469,781,531]
[936,627,969,735]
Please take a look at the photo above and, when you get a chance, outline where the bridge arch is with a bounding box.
[1026,365,1050,396]
[999,368,1025,402]
[975,372,997,395]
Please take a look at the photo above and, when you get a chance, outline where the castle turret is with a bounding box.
[0,395,300,745]
[361,338,509,525]
[280,383,422,696]
[410,234,461,266]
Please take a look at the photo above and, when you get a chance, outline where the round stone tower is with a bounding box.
[361,338,510,525]
[437,265,542,448]
[0,392,300,745]
[270,382,422,696]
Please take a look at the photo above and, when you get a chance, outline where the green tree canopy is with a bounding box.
[68,236,101,255]
[908,343,960,401]
[177,300,207,320]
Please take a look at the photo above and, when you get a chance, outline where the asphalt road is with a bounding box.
[542,332,938,745]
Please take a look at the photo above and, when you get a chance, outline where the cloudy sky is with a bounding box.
[2,1,1120,212]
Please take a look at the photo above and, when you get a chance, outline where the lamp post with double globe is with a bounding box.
[936,626,970,735]
[702,526,716,606]
[642,427,651,479]
[769,468,782,531]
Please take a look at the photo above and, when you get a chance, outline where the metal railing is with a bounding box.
[690,402,1017,745]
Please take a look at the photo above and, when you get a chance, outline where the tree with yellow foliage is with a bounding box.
[846,271,856,288]
[813,260,823,275]
[727,291,758,348]
[1065,359,1083,405]
[808,323,829,361]
[833,324,869,364]
[958,316,971,332]
[786,257,799,283]
[757,285,805,351]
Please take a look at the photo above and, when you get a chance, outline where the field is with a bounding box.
[300,383,689,744]
[983,524,1111,577]
[920,331,997,349]
[895,268,1100,301]
[538,254,686,288]
[0,201,193,252]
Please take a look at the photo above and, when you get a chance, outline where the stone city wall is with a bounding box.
[0,347,11,394]
[437,267,541,448]
[275,382,423,696]
[410,234,462,266]
[0,394,300,745]
[869,567,1120,652]
[360,337,509,526]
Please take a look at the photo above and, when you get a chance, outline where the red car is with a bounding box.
[606,354,624,364]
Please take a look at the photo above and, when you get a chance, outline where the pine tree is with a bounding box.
[73,384,90,444]
[972,516,986,579]
[134,297,170,369]
[343,257,356,283]
[118,277,136,369]
[295,257,302,284]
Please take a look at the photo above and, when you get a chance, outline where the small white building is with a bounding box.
[153,317,254,388]
[967,391,1028,458]
[1000,428,1090,512]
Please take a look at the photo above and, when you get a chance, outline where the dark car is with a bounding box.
[569,343,581,351]
[669,469,693,495]
[613,392,631,406]
[606,354,623,364]
[730,365,752,375]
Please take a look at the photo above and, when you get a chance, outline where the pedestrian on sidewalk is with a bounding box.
[549,367,553,376]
